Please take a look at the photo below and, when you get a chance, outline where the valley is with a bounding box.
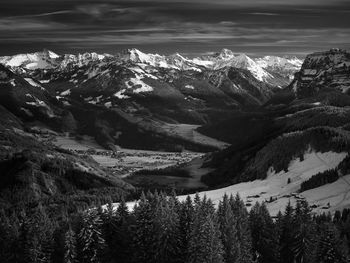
[53,134,205,180]
[1,47,350,215]
[1,0,350,261]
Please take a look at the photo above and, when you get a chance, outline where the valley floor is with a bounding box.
[53,130,350,216]
[53,134,205,178]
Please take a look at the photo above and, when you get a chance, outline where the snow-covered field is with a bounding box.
[118,151,349,215]
[177,151,348,215]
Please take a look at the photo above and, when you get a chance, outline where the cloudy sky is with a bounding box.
[0,0,349,57]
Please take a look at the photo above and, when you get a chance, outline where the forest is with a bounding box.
[0,192,349,263]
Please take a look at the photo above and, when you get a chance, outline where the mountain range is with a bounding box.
[0,47,349,215]
[0,48,303,150]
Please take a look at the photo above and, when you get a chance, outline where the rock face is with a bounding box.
[292,48,350,97]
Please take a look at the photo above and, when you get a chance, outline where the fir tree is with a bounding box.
[178,196,194,263]
[249,202,279,263]
[113,198,132,263]
[316,224,348,263]
[189,197,224,263]
[78,210,106,263]
[133,192,157,263]
[279,202,295,263]
[292,200,317,263]
[154,196,180,263]
[230,194,254,263]
[64,228,77,263]
[218,195,240,263]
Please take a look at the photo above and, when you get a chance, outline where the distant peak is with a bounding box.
[218,48,234,58]
[36,49,60,59]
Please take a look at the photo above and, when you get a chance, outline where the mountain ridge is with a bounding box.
[0,48,303,86]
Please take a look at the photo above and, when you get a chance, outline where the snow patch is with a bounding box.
[114,89,130,99]
[24,78,45,90]
[185,85,195,90]
[60,89,71,96]
[125,78,153,93]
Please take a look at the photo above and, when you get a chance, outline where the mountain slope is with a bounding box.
[193,48,350,214]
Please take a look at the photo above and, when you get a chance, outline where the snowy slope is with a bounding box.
[122,48,283,82]
[0,50,111,70]
[179,151,348,215]
[122,48,202,71]
[110,151,348,215]
[1,48,302,86]
[0,50,59,70]
[255,56,303,71]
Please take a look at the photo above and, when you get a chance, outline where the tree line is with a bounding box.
[0,192,349,263]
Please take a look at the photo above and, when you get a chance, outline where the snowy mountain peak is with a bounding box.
[0,48,304,86]
[217,48,235,59]
[0,50,110,70]
[0,49,60,70]
[255,55,303,69]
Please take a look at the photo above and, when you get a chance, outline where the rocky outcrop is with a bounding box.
[292,48,350,97]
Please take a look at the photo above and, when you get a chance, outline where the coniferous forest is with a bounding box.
[0,192,349,263]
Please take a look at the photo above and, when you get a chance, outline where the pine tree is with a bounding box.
[116,197,129,221]
[218,195,240,263]
[189,197,224,263]
[279,201,295,263]
[113,198,132,263]
[230,194,254,263]
[154,196,180,263]
[178,196,194,263]
[78,210,106,263]
[133,192,157,263]
[249,202,279,263]
[292,200,317,263]
[316,224,348,263]
[100,202,117,262]
[18,208,55,263]
[64,228,77,263]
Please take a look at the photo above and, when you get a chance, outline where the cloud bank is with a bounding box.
[0,0,349,56]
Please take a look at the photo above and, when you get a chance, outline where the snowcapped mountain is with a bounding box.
[255,55,303,80]
[255,55,302,70]
[120,48,203,72]
[0,48,305,129]
[0,50,60,70]
[118,48,303,85]
[59,52,113,69]
[0,48,303,87]
[0,47,306,130]
[196,49,273,82]
[0,50,112,71]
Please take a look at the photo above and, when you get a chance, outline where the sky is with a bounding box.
[0,0,350,57]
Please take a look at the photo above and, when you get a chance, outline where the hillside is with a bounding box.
[193,49,350,215]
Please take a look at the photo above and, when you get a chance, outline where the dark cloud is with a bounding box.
[0,0,349,56]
